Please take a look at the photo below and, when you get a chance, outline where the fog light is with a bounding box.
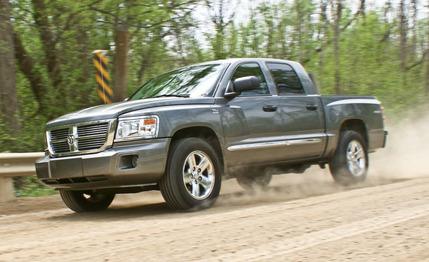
[132,155,138,167]
[119,155,138,169]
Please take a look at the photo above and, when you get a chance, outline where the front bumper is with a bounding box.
[35,138,170,190]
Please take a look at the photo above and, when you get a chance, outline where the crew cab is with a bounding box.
[35,58,387,212]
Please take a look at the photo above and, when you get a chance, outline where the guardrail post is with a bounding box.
[0,152,45,202]
[0,177,15,202]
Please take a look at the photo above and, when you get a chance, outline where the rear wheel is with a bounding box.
[59,190,115,213]
[160,137,222,211]
[329,130,368,185]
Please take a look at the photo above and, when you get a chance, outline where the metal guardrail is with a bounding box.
[0,153,44,202]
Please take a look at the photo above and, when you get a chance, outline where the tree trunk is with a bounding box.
[76,27,91,107]
[172,22,187,65]
[0,0,19,131]
[13,32,48,115]
[399,0,407,72]
[359,0,366,17]
[137,30,161,83]
[32,0,62,89]
[426,52,429,96]
[425,1,429,96]
[410,0,418,57]
[318,0,328,80]
[265,13,274,57]
[206,0,232,60]
[333,0,342,94]
[295,0,304,63]
[214,24,225,59]
[213,0,225,60]
[113,23,129,102]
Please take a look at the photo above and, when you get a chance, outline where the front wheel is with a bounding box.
[59,190,115,213]
[160,137,222,211]
[329,130,368,185]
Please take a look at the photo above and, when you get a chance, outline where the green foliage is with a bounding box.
[0,0,427,197]
[15,176,56,197]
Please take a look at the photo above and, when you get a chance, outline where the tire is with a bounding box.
[236,171,272,191]
[59,190,115,213]
[160,137,222,211]
[329,130,368,185]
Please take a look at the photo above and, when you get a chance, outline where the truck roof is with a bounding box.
[196,58,299,66]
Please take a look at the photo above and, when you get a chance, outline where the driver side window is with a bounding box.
[231,63,269,96]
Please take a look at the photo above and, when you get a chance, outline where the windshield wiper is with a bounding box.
[152,94,190,98]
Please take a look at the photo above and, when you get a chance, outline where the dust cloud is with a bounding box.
[372,112,429,179]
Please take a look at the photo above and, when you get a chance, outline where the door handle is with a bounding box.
[263,105,277,112]
[306,104,318,111]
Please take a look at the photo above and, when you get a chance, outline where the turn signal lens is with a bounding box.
[144,118,157,125]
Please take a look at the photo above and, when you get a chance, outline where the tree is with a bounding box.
[204,0,234,59]
[410,0,418,55]
[426,48,429,96]
[359,0,366,17]
[0,0,19,131]
[13,31,48,114]
[333,0,343,94]
[426,2,429,96]
[295,0,304,62]
[32,0,62,90]
[113,18,130,102]
[318,0,329,81]
[399,0,408,72]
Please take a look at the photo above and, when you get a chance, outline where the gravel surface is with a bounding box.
[0,171,428,262]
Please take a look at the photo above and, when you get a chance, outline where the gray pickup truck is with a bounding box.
[35,58,387,212]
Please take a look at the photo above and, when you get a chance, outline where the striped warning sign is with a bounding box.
[92,50,113,104]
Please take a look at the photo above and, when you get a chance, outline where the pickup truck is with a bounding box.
[35,58,387,212]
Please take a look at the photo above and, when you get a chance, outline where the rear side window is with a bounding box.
[267,63,304,95]
[231,63,269,96]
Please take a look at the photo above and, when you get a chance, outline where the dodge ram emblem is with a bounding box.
[67,135,77,151]
[67,135,75,146]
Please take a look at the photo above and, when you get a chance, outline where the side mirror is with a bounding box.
[233,76,260,93]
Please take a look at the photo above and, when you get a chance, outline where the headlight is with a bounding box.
[115,116,159,141]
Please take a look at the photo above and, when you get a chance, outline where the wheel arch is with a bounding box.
[339,119,368,146]
[169,126,225,169]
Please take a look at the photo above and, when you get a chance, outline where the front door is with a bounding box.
[220,62,287,166]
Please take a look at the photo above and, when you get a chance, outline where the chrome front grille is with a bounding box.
[77,123,109,137]
[47,120,115,157]
[50,128,69,140]
[50,128,70,153]
[51,139,70,153]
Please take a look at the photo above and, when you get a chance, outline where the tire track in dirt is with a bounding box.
[0,177,428,261]
[0,178,424,250]
[207,203,429,261]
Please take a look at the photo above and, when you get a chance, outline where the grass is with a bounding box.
[15,176,57,197]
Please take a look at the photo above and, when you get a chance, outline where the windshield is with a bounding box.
[130,63,225,100]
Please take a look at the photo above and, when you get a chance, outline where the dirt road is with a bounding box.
[0,171,428,262]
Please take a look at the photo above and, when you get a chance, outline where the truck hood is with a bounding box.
[47,97,215,128]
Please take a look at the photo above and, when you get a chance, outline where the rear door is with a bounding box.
[265,62,326,159]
